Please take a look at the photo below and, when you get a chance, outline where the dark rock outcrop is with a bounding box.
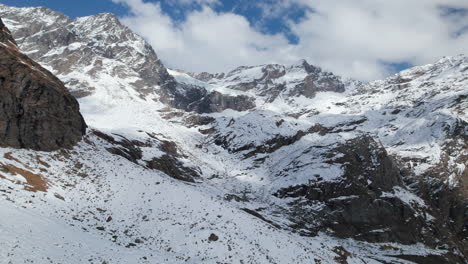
[159,81,256,114]
[93,130,145,164]
[289,60,345,98]
[275,136,429,243]
[0,18,16,49]
[187,91,255,114]
[272,134,467,259]
[146,155,199,183]
[406,119,468,256]
[93,130,199,183]
[218,124,328,158]
[290,70,345,98]
[158,81,206,111]
[145,137,200,182]
[0,18,86,151]
[182,114,215,128]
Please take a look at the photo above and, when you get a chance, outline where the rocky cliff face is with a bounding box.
[0,17,86,151]
[275,136,432,243]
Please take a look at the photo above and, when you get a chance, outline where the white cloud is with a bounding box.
[112,0,468,80]
[291,0,468,79]
[112,0,296,74]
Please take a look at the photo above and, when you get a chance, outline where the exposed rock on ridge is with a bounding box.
[197,60,346,103]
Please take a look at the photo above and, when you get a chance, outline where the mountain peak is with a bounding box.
[0,4,70,27]
[290,58,309,68]
[0,3,172,100]
[76,12,121,27]
[288,59,322,74]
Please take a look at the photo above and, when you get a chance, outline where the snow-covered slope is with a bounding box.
[0,4,467,264]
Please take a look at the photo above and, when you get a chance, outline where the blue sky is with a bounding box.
[0,0,127,17]
[1,0,468,80]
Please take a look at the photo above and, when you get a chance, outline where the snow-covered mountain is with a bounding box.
[0,4,467,264]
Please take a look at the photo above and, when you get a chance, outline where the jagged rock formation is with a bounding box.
[188,60,346,103]
[228,61,344,99]
[0,17,86,151]
[185,60,346,102]
[0,5,180,103]
[0,7,173,99]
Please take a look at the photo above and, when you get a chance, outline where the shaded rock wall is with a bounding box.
[0,17,86,151]
[275,136,427,243]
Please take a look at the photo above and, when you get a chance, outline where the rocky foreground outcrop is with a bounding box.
[0,18,86,151]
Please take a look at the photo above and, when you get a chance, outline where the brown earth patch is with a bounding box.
[0,163,48,192]
[4,152,31,169]
[35,156,51,168]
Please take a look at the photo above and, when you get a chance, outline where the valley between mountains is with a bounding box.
[0,4,466,264]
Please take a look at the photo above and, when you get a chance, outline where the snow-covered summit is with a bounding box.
[180,59,347,105]
[0,4,171,102]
